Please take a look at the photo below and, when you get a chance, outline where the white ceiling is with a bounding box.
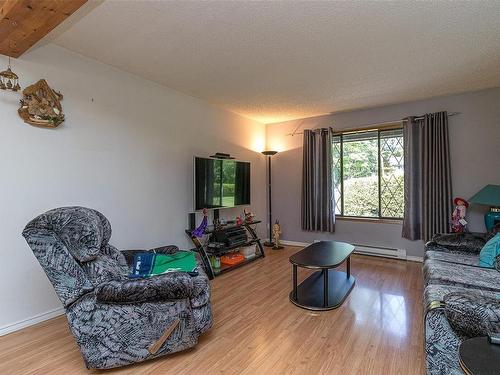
[51,1,500,124]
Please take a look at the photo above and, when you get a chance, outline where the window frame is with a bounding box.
[333,124,404,221]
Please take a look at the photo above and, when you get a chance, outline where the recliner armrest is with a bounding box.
[444,292,500,338]
[427,232,487,253]
[95,272,193,303]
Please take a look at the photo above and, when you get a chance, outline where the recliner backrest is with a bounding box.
[22,206,116,307]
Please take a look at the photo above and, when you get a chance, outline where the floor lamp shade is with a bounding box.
[469,184,500,231]
[262,151,278,247]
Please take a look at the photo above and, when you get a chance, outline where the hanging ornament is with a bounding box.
[0,55,21,92]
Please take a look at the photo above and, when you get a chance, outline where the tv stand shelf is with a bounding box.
[186,220,265,279]
[206,239,260,256]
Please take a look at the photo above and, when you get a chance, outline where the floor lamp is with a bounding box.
[262,150,278,247]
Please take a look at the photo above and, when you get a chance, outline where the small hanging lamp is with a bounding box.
[1,38,21,92]
[0,55,21,92]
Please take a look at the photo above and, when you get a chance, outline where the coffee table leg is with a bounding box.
[347,256,351,278]
[323,269,329,307]
[293,265,298,300]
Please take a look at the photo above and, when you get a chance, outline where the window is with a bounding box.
[332,127,404,219]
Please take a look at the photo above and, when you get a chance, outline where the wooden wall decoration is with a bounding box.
[18,79,64,128]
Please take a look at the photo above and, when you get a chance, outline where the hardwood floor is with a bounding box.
[0,246,425,374]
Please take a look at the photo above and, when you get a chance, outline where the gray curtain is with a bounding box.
[302,128,335,232]
[402,111,452,241]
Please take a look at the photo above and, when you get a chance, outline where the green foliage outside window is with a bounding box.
[223,183,235,196]
[212,160,237,206]
[333,128,404,219]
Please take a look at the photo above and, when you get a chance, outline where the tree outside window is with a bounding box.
[332,128,404,219]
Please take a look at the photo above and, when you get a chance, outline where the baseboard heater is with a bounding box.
[285,240,409,261]
[352,244,407,260]
[311,240,407,260]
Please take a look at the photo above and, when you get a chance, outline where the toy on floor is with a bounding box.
[451,197,469,233]
[272,220,284,250]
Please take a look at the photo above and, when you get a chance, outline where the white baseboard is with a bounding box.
[406,255,424,263]
[0,306,65,337]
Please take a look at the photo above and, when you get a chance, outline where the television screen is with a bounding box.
[194,157,251,210]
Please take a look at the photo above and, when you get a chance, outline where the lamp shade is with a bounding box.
[262,150,278,156]
[469,184,500,207]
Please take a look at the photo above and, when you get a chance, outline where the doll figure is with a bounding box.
[272,220,284,250]
[244,208,255,223]
[192,208,208,238]
[451,197,469,233]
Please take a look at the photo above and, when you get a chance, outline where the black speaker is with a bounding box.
[189,213,196,230]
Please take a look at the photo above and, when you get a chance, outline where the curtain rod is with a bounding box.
[287,112,461,136]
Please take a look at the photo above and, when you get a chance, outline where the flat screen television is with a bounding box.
[194,157,251,210]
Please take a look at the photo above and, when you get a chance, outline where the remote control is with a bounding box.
[488,333,500,345]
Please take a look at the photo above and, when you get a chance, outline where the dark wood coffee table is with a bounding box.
[459,336,500,375]
[289,241,355,310]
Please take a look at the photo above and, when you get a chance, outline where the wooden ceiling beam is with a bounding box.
[0,0,87,58]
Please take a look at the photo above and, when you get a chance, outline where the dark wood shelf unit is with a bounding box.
[186,220,265,279]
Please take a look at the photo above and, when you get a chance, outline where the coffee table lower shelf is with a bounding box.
[289,270,355,311]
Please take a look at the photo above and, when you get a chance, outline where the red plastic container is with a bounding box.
[220,253,245,266]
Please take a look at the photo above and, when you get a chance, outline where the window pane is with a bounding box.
[342,131,379,217]
[380,129,404,218]
[332,136,342,215]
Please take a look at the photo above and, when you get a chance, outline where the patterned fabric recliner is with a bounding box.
[22,206,212,369]
[423,230,500,375]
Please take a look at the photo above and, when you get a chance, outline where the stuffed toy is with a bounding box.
[272,220,284,250]
[244,208,255,223]
[192,208,208,238]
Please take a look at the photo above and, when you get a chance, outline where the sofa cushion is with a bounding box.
[424,259,500,292]
[479,233,500,268]
[425,250,479,267]
[424,286,500,375]
[424,284,498,312]
[425,309,464,375]
[444,292,500,338]
[486,222,500,242]
[81,244,129,285]
[429,232,487,254]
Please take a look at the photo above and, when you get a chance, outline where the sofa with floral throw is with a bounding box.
[423,229,500,375]
[22,206,212,369]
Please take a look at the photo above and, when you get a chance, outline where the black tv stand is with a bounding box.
[186,220,265,279]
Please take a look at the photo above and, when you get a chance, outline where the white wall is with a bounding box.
[0,44,266,333]
[266,87,500,257]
